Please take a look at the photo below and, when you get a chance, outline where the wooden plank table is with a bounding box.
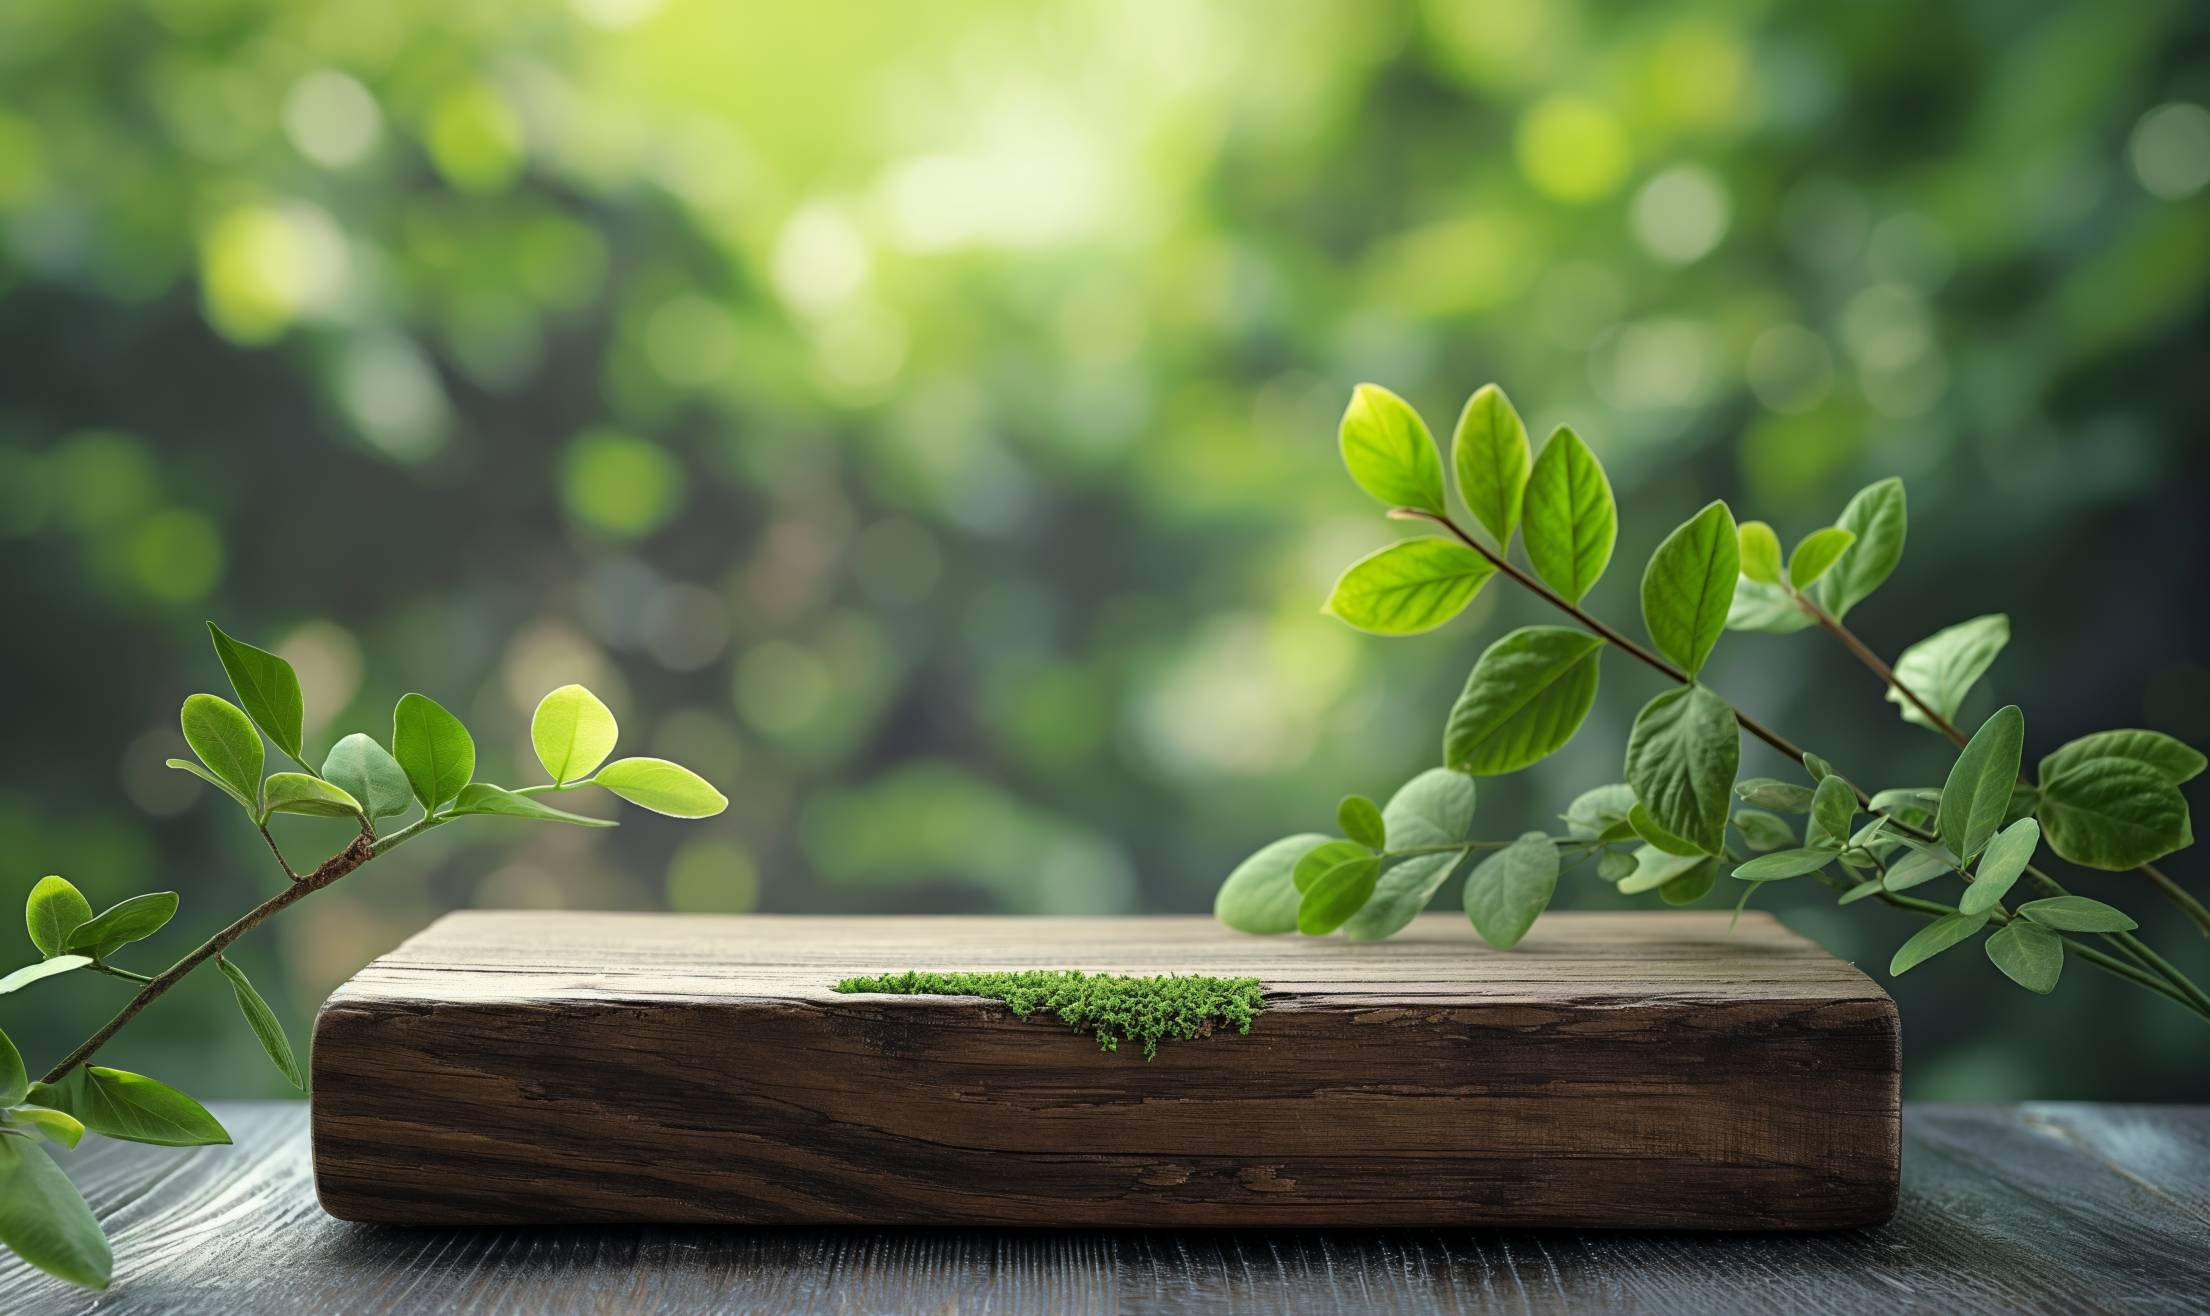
[3,1103,2203,1313]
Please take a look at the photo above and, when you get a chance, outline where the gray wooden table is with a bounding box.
[2,1103,2204,1314]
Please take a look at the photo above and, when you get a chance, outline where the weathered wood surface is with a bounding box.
[5,1103,2205,1314]
[311,912,1898,1230]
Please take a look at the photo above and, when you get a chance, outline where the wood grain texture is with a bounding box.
[310,912,1899,1230]
[4,1104,2206,1315]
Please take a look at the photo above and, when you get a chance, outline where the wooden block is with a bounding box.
[310,912,1899,1231]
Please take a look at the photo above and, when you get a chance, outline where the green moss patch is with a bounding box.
[832,969,1266,1059]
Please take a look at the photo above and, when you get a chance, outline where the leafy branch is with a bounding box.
[1,625,728,1290]
[1218,383,2205,1025]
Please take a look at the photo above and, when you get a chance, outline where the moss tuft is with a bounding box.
[832,969,1266,1059]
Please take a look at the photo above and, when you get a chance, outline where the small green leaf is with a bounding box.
[1786,526,1856,588]
[1868,787,1941,822]
[1889,911,1988,975]
[1813,477,1907,620]
[1442,626,1605,775]
[0,955,91,996]
[1735,778,1815,812]
[27,1066,230,1147]
[1959,817,2039,916]
[5,1106,84,1148]
[1732,848,1837,881]
[1624,685,1738,854]
[447,783,618,828]
[1725,578,1816,633]
[1337,796,1386,850]
[1733,809,1795,852]
[1616,847,1713,895]
[1296,849,1381,935]
[215,957,301,1089]
[1595,849,1638,881]
[0,1029,22,1105]
[392,693,476,812]
[1346,769,1477,941]
[531,684,621,786]
[2036,756,2192,871]
[1805,775,1857,850]
[1324,538,1497,635]
[1985,920,2063,995]
[1215,833,1332,935]
[592,757,729,818]
[166,758,253,813]
[1640,500,1739,678]
[2016,896,2139,933]
[64,893,179,959]
[1659,861,1718,905]
[26,876,93,959]
[2039,730,2205,788]
[1561,783,1637,841]
[1887,615,2009,731]
[1521,426,1615,603]
[207,622,305,763]
[1462,833,1558,949]
[1293,840,1372,893]
[1450,383,1531,545]
[1882,845,1957,892]
[0,1134,112,1289]
[1801,752,1839,783]
[1736,520,1783,585]
[181,693,264,812]
[1339,383,1445,514]
[1939,705,2025,862]
[1840,879,1885,905]
[1628,803,1706,856]
[259,772,363,824]
[322,734,414,821]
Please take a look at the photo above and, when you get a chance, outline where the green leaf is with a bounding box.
[1840,879,1885,905]
[1883,845,1958,893]
[165,758,253,813]
[1616,847,1713,895]
[26,1066,230,1147]
[593,757,729,818]
[1324,538,1497,635]
[0,1029,22,1105]
[1868,786,1941,823]
[6,1106,83,1148]
[1628,803,1705,856]
[1733,809,1795,852]
[1346,769,1477,941]
[1959,818,2039,916]
[1625,685,1738,854]
[259,772,363,824]
[215,957,301,1089]
[531,684,621,786]
[2016,896,2139,933]
[0,1135,111,1289]
[1296,849,1381,935]
[2039,730,2205,787]
[1725,578,1816,633]
[207,622,305,763]
[181,693,264,811]
[1336,796,1386,850]
[0,955,91,996]
[1889,911,1988,975]
[392,693,476,812]
[1521,426,1615,604]
[2037,756,2192,871]
[1462,833,1557,949]
[322,734,414,821]
[1442,626,1605,775]
[1450,384,1531,545]
[1985,920,2063,995]
[1731,847,1837,881]
[1660,861,1719,905]
[1939,705,2025,862]
[1805,775,1857,850]
[1785,526,1856,588]
[64,893,179,959]
[1215,833,1331,936]
[1736,520,1783,585]
[1293,839,1372,893]
[1561,783,1637,841]
[1887,615,2009,731]
[26,876,93,959]
[1339,383,1444,514]
[1812,477,1907,620]
[1595,849,1638,881]
[1640,500,1739,678]
[1735,778,1815,812]
[447,783,618,828]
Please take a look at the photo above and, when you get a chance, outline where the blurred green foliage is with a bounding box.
[0,0,2205,1101]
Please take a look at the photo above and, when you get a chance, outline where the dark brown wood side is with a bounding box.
[309,912,1900,1230]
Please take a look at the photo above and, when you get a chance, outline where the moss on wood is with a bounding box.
[831,969,1266,1058]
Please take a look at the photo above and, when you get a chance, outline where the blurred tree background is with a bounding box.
[1,0,2206,1100]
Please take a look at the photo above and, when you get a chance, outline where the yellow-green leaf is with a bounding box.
[1338,383,1444,514]
[531,684,620,786]
[1324,537,1496,635]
